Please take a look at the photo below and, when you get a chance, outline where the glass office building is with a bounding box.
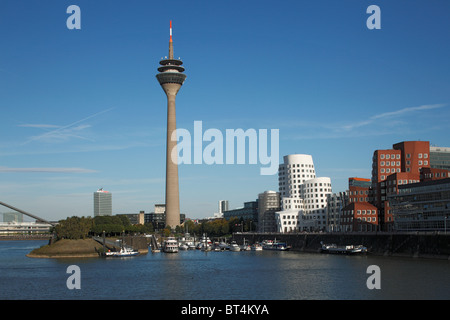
[388,178,450,231]
[430,146,450,170]
[93,188,112,216]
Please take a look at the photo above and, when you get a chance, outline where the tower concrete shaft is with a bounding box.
[156,21,186,229]
[163,83,181,228]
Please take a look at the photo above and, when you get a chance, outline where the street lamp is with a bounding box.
[445,216,447,235]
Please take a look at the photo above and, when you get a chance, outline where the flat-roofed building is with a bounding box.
[389,178,450,232]
[430,146,450,171]
[341,202,378,232]
[94,188,112,216]
[258,191,280,232]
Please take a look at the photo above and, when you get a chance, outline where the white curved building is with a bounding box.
[301,177,332,229]
[278,154,316,198]
[276,154,332,232]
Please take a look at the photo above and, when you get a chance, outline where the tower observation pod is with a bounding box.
[156,21,186,229]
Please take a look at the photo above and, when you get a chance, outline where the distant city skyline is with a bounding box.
[0,1,449,221]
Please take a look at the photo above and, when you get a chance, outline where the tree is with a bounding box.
[91,215,132,236]
[175,225,183,234]
[54,216,93,240]
[184,220,196,233]
[162,226,172,237]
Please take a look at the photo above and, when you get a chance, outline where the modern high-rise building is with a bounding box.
[371,141,430,230]
[93,188,112,216]
[278,154,316,198]
[257,191,280,232]
[218,200,229,214]
[3,212,23,223]
[156,21,186,229]
[276,154,332,232]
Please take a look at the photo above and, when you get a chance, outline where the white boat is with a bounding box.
[251,243,263,251]
[105,246,139,257]
[240,238,251,251]
[104,233,139,257]
[180,232,196,250]
[240,244,251,251]
[320,242,367,254]
[262,239,291,251]
[219,242,229,250]
[211,242,223,251]
[163,237,179,253]
[185,241,196,250]
[197,234,212,251]
[230,241,241,252]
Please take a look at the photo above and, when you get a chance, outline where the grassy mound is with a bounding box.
[27,238,103,258]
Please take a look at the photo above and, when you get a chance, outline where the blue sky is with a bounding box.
[1,0,449,221]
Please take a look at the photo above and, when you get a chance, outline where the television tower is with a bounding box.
[156,21,186,228]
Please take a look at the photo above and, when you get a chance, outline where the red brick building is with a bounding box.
[392,141,431,174]
[348,177,371,203]
[420,167,450,181]
[342,202,378,232]
[342,177,377,232]
[371,141,430,231]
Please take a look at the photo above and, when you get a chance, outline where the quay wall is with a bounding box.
[122,235,151,251]
[233,232,450,260]
[0,234,52,241]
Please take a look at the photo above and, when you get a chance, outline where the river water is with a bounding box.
[0,240,449,300]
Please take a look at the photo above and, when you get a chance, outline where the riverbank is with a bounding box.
[233,232,450,260]
[0,234,52,241]
[27,238,103,258]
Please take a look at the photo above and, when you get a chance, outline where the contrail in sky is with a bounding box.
[21,107,115,145]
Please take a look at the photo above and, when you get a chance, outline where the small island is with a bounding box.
[27,238,104,258]
[26,215,145,258]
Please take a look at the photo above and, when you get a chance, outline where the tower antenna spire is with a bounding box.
[169,20,174,59]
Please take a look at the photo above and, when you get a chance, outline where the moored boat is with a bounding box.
[230,241,241,252]
[105,247,139,257]
[179,232,196,250]
[163,237,179,253]
[240,239,251,251]
[251,243,263,251]
[320,242,367,254]
[262,239,291,251]
[218,241,229,250]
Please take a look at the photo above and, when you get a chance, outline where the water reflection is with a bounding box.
[0,241,449,300]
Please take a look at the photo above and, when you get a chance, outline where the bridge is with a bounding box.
[0,200,56,226]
